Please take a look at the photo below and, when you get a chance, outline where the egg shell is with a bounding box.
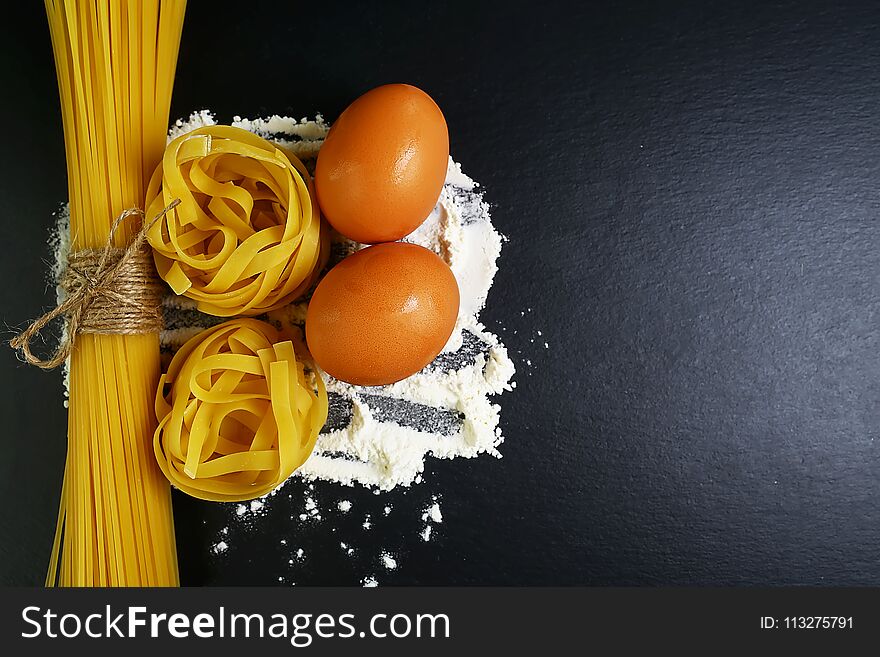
[315,84,449,243]
[305,242,460,386]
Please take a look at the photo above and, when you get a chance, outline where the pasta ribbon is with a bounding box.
[145,125,328,316]
[154,318,328,502]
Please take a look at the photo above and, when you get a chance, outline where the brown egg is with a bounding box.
[315,84,449,243]
[305,243,459,386]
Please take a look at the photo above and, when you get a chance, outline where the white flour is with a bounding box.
[380,553,398,570]
[423,501,443,524]
[215,488,445,587]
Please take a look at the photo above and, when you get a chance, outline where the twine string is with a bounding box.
[9,199,180,370]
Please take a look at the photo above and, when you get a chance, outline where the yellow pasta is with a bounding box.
[145,126,329,317]
[44,0,185,587]
[153,318,328,502]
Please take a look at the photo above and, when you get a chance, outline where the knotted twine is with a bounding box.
[9,199,180,369]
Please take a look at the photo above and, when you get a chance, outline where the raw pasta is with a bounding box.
[145,125,328,317]
[154,318,328,502]
[44,0,185,587]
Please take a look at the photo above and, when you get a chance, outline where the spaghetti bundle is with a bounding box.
[43,0,186,586]
[154,319,328,502]
[145,125,328,317]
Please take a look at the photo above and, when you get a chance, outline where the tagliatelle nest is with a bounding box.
[153,318,328,502]
[145,125,329,317]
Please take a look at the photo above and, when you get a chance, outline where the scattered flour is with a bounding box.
[422,501,443,524]
[302,496,322,521]
[419,498,443,543]
[212,485,446,585]
[362,576,379,588]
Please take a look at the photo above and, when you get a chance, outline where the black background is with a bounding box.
[2,0,879,586]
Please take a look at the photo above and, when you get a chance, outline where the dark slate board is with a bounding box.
[2,0,879,585]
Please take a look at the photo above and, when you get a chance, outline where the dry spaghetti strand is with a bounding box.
[44,0,186,587]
